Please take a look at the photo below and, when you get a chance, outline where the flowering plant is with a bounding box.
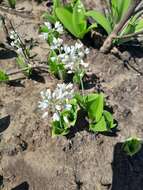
[38,83,78,136]
[9,30,32,76]
[53,0,96,39]
[75,93,116,132]
[40,21,89,84]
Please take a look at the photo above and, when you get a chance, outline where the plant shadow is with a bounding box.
[11,181,29,190]
[83,74,102,91]
[0,49,17,59]
[111,143,143,190]
[0,115,11,133]
[66,110,89,139]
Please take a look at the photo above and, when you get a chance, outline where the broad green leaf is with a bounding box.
[103,110,116,129]
[85,93,99,103]
[72,0,87,38]
[111,0,119,23]
[118,0,131,21]
[86,93,104,122]
[85,11,112,34]
[53,0,61,19]
[75,93,86,109]
[53,0,60,9]
[56,7,78,37]
[123,137,142,156]
[0,70,9,82]
[89,116,107,132]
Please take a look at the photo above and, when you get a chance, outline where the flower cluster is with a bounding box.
[9,31,23,54]
[50,42,89,73]
[38,83,74,122]
[40,21,64,41]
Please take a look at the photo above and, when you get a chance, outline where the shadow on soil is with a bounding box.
[11,182,29,190]
[111,143,143,190]
[0,49,17,59]
[0,115,10,133]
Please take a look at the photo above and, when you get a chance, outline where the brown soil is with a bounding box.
[0,1,143,190]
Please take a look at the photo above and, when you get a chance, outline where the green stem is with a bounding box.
[79,74,85,103]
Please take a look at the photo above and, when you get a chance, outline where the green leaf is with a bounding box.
[48,51,65,79]
[39,25,50,33]
[86,10,112,34]
[0,70,9,82]
[75,93,86,109]
[16,55,32,76]
[8,0,16,9]
[86,93,104,122]
[42,13,56,24]
[52,99,78,137]
[111,0,120,24]
[52,120,70,137]
[103,110,116,129]
[123,137,142,156]
[117,0,131,21]
[135,19,143,33]
[56,7,78,37]
[72,0,87,38]
[89,116,107,132]
[86,23,97,33]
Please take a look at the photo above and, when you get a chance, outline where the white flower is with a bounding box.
[53,113,60,121]
[10,41,15,47]
[50,57,56,62]
[39,83,75,122]
[17,48,23,54]
[64,104,72,110]
[38,100,49,110]
[40,32,48,40]
[57,42,89,73]
[75,42,83,49]
[44,22,52,30]
[50,37,63,50]
[63,116,69,124]
[9,31,18,40]
[55,105,61,111]
[85,48,89,54]
[54,21,64,34]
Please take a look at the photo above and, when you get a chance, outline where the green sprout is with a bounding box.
[123,137,142,156]
[8,0,16,9]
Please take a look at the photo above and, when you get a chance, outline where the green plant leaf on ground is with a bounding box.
[103,110,116,130]
[85,10,112,34]
[8,0,16,9]
[56,7,77,37]
[86,93,104,123]
[16,55,32,76]
[0,70,9,82]
[72,0,87,38]
[42,13,57,24]
[89,116,106,132]
[123,137,142,156]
